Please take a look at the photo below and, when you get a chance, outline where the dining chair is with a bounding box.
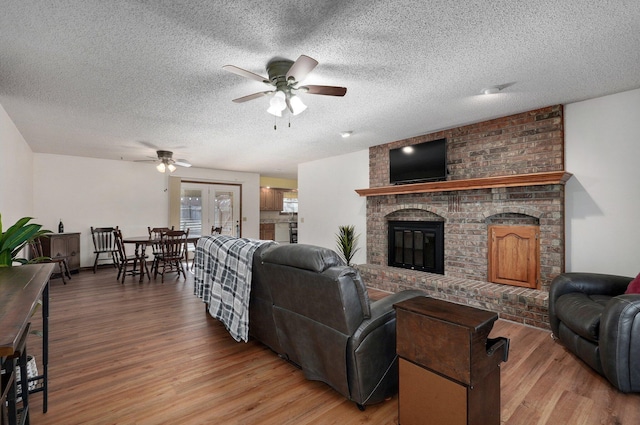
[154,229,189,283]
[29,237,72,284]
[148,226,174,238]
[91,226,119,273]
[148,226,174,274]
[113,229,145,283]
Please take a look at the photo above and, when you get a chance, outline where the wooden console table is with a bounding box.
[394,296,509,425]
[1,263,54,422]
[37,232,81,273]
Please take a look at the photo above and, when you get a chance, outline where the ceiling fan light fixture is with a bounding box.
[267,90,287,116]
[144,149,189,173]
[289,94,307,116]
[267,104,283,117]
[274,90,287,104]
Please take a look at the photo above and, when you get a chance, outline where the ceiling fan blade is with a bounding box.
[174,159,192,168]
[300,85,347,96]
[137,140,160,150]
[231,91,274,103]
[222,65,269,83]
[286,55,318,83]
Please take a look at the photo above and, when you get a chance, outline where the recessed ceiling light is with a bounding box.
[481,86,501,95]
[340,131,353,138]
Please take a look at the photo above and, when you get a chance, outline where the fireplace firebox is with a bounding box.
[388,221,444,274]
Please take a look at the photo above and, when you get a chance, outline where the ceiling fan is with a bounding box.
[223,55,347,117]
[137,150,192,173]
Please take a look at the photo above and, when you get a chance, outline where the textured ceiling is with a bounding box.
[1,1,639,179]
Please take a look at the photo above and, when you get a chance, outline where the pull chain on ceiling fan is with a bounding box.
[223,55,347,117]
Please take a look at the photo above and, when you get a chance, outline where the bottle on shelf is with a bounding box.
[58,219,64,233]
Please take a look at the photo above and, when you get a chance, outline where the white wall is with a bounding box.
[565,88,640,277]
[33,153,260,268]
[0,104,34,224]
[298,149,368,265]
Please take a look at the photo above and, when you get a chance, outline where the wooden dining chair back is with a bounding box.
[154,229,189,283]
[29,237,72,284]
[113,229,143,283]
[148,226,174,274]
[148,226,174,239]
[91,226,119,273]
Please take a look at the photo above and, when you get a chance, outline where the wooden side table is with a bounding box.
[394,296,509,425]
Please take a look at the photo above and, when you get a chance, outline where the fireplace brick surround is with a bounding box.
[357,105,567,329]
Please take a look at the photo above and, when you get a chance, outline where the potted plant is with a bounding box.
[0,214,51,267]
[336,225,360,266]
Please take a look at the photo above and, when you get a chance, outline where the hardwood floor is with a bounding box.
[25,268,640,424]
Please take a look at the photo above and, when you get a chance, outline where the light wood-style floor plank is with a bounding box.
[23,268,640,424]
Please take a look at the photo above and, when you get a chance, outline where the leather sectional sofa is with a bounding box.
[549,272,640,393]
[248,243,425,408]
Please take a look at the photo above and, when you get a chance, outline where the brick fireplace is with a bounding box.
[356,105,569,329]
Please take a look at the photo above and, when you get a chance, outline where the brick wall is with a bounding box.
[362,105,565,328]
[370,105,564,187]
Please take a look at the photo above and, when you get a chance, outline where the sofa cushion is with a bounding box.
[625,272,640,294]
[261,243,345,272]
[555,293,612,342]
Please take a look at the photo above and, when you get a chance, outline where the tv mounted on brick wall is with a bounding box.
[389,138,447,185]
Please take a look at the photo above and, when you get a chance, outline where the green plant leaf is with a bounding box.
[0,214,51,267]
[335,225,360,266]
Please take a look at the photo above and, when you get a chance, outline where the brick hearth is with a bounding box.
[360,105,566,329]
[358,264,549,328]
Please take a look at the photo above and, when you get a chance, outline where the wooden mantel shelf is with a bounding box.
[355,171,572,197]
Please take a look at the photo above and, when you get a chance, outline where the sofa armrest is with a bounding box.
[346,290,426,404]
[599,294,640,393]
[549,273,632,336]
[352,290,427,345]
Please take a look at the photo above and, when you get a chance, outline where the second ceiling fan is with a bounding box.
[223,55,347,117]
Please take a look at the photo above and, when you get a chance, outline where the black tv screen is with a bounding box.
[389,138,447,185]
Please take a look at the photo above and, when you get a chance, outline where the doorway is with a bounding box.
[180,182,241,237]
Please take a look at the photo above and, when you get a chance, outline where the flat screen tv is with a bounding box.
[389,138,447,185]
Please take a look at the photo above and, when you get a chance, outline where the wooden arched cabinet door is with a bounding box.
[488,225,539,289]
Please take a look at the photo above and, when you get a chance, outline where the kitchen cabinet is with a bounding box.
[260,188,284,211]
[260,223,275,241]
[37,232,81,273]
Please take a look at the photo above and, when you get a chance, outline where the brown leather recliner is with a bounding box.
[249,243,425,408]
[548,272,640,393]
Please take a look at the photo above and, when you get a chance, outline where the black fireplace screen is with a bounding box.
[388,221,444,274]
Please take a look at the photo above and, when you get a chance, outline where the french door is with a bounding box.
[180,182,241,237]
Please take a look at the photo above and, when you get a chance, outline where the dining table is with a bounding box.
[122,234,201,282]
[121,236,158,282]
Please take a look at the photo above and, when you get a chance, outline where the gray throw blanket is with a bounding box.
[193,235,275,342]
